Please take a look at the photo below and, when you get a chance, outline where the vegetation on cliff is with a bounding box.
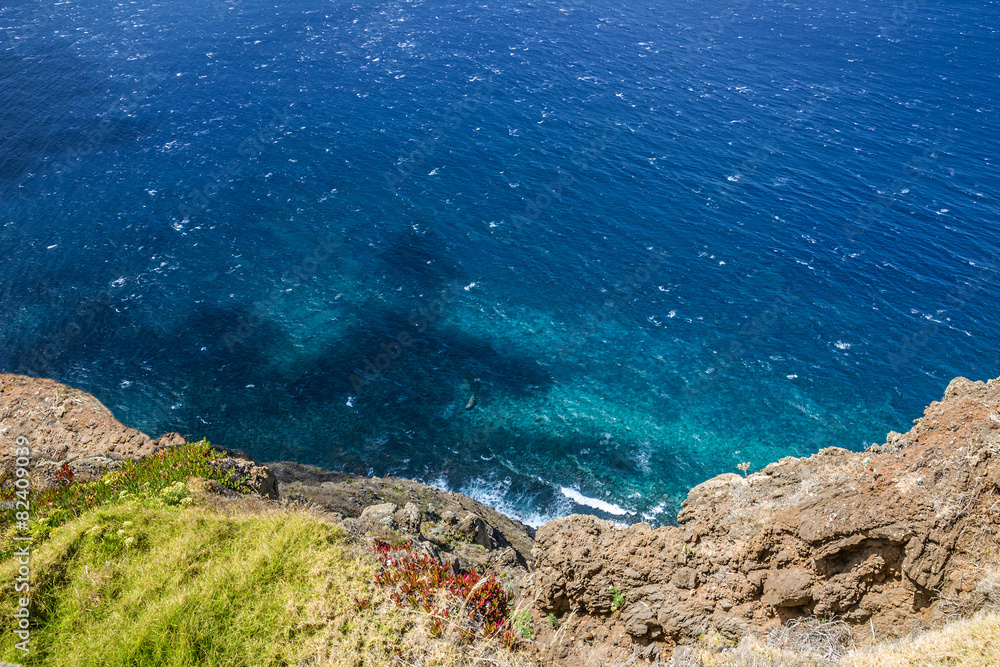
[2,373,1000,666]
[0,442,530,666]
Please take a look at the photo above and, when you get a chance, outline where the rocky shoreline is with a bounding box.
[3,372,999,664]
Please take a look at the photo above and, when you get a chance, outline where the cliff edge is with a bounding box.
[526,376,1000,662]
[3,372,999,665]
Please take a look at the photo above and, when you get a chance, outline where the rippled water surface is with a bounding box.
[2,0,999,525]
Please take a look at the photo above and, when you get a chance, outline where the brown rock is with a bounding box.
[672,567,697,589]
[529,374,1000,661]
[0,372,157,485]
[359,502,399,524]
[265,460,534,580]
[394,502,423,534]
[208,457,278,499]
[763,569,814,607]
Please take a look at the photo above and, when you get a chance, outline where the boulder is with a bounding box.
[208,457,279,499]
[763,569,814,607]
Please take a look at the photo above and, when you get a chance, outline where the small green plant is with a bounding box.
[547,612,559,629]
[610,585,625,612]
[159,481,191,506]
[512,609,534,639]
[737,461,751,477]
[683,543,695,564]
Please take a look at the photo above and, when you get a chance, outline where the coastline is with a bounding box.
[2,371,1000,664]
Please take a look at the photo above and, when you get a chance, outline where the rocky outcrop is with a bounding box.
[527,375,1000,661]
[5,370,1000,664]
[266,460,534,580]
[0,373,172,486]
[0,373,280,499]
[0,372,532,579]
[209,454,279,499]
[0,373,153,458]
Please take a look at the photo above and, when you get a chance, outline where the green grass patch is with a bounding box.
[0,498,405,666]
[0,440,244,544]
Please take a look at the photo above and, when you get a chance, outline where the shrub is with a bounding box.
[159,481,190,506]
[372,540,518,647]
[0,440,239,535]
[55,463,75,487]
[610,585,625,612]
[512,609,534,639]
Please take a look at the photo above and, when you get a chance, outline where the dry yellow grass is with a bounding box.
[696,611,1000,667]
[843,611,1000,667]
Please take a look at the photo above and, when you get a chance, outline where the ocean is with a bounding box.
[2,0,998,526]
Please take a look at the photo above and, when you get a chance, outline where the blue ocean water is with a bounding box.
[2,0,998,526]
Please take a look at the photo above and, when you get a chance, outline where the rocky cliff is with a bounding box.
[526,375,1000,662]
[3,372,999,664]
[0,372,534,584]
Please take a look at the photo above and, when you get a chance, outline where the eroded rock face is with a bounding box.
[529,375,1000,659]
[267,460,534,581]
[0,373,156,464]
[7,370,1000,664]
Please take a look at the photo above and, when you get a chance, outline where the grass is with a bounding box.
[0,439,243,538]
[0,494,409,666]
[846,611,1000,667]
[693,612,1000,667]
[0,442,534,666]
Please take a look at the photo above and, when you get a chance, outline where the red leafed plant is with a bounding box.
[56,463,76,487]
[373,540,516,647]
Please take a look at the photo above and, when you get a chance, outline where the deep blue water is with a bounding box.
[2,0,999,525]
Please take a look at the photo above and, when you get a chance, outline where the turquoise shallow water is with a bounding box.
[2,0,999,525]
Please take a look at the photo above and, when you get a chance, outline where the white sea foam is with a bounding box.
[560,487,631,516]
[426,474,449,492]
[641,502,667,521]
[458,476,557,528]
